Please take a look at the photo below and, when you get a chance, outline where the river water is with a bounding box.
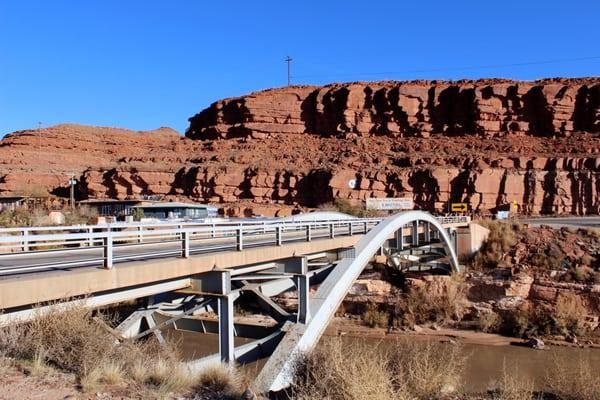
[166,329,600,392]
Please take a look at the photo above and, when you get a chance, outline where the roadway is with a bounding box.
[0,227,342,277]
[519,216,600,229]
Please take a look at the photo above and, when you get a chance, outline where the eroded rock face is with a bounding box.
[187,78,600,140]
[1,78,599,216]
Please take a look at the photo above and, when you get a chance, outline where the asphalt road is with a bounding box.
[0,228,341,278]
[519,216,600,229]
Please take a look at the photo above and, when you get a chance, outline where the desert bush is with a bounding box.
[321,198,382,218]
[554,291,588,337]
[291,338,466,400]
[362,302,388,328]
[545,354,600,400]
[63,205,98,225]
[392,275,466,327]
[500,302,554,338]
[471,220,520,269]
[476,311,503,333]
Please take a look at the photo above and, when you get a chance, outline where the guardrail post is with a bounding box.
[103,231,113,269]
[88,228,94,247]
[138,226,143,243]
[236,228,243,251]
[363,221,368,233]
[412,220,419,247]
[276,226,282,246]
[181,230,190,258]
[348,222,353,236]
[329,223,335,239]
[211,223,216,238]
[22,230,29,252]
[306,225,312,242]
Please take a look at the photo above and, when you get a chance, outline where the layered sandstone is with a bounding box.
[0,78,599,216]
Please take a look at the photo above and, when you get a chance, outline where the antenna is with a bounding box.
[285,56,292,86]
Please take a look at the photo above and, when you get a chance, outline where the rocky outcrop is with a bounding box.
[0,78,599,216]
[187,78,600,140]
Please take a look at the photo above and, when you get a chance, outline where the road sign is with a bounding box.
[366,198,413,210]
[450,203,468,212]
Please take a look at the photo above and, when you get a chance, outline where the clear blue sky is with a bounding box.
[1,1,599,135]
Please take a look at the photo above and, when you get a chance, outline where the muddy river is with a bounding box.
[166,329,600,392]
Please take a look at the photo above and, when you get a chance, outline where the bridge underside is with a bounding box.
[0,212,464,395]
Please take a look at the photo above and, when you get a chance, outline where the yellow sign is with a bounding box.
[450,203,468,212]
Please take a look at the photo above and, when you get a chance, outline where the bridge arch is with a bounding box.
[254,211,462,393]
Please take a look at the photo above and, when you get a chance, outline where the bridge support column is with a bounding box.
[395,228,404,251]
[181,231,190,258]
[103,232,113,269]
[294,273,310,324]
[190,270,234,363]
[412,220,419,247]
[424,221,431,243]
[447,227,457,257]
[218,293,234,363]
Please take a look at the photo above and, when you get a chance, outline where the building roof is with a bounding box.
[132,202,216,210]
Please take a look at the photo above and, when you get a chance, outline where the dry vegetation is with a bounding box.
[320,198,383,218]
[291,338,466,400]
[544,353,600,400]
[0,205,97,227]
[474,291,591,339]
[471,219,522,269]
[389,274,467,328]
[0,305,245,399]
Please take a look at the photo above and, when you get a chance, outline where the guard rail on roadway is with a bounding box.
[0,215,470,275]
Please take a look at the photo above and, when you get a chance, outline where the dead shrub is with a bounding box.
[476,311,503,333]
[393,275,466,327]
[554,291,588,337]
[500,302,554,338]
[471,220,520,269]
[291,338,466,400]
[545,354,600,400]
[362,302,388,328]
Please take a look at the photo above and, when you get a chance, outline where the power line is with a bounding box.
[292,55,600,79]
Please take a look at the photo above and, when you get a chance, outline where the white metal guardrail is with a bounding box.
[0,215,470,275]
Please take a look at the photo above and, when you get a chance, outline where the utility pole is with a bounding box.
[285,55,292,86]
[69,173,76,210]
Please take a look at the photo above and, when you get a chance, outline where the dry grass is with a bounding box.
[545,354,600,400]
[291,338,466,400]
[197,363,245,395]
[0,305,246,398]
[494,363,535,400]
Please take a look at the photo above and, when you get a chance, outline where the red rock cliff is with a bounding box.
[1,78,599,216]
